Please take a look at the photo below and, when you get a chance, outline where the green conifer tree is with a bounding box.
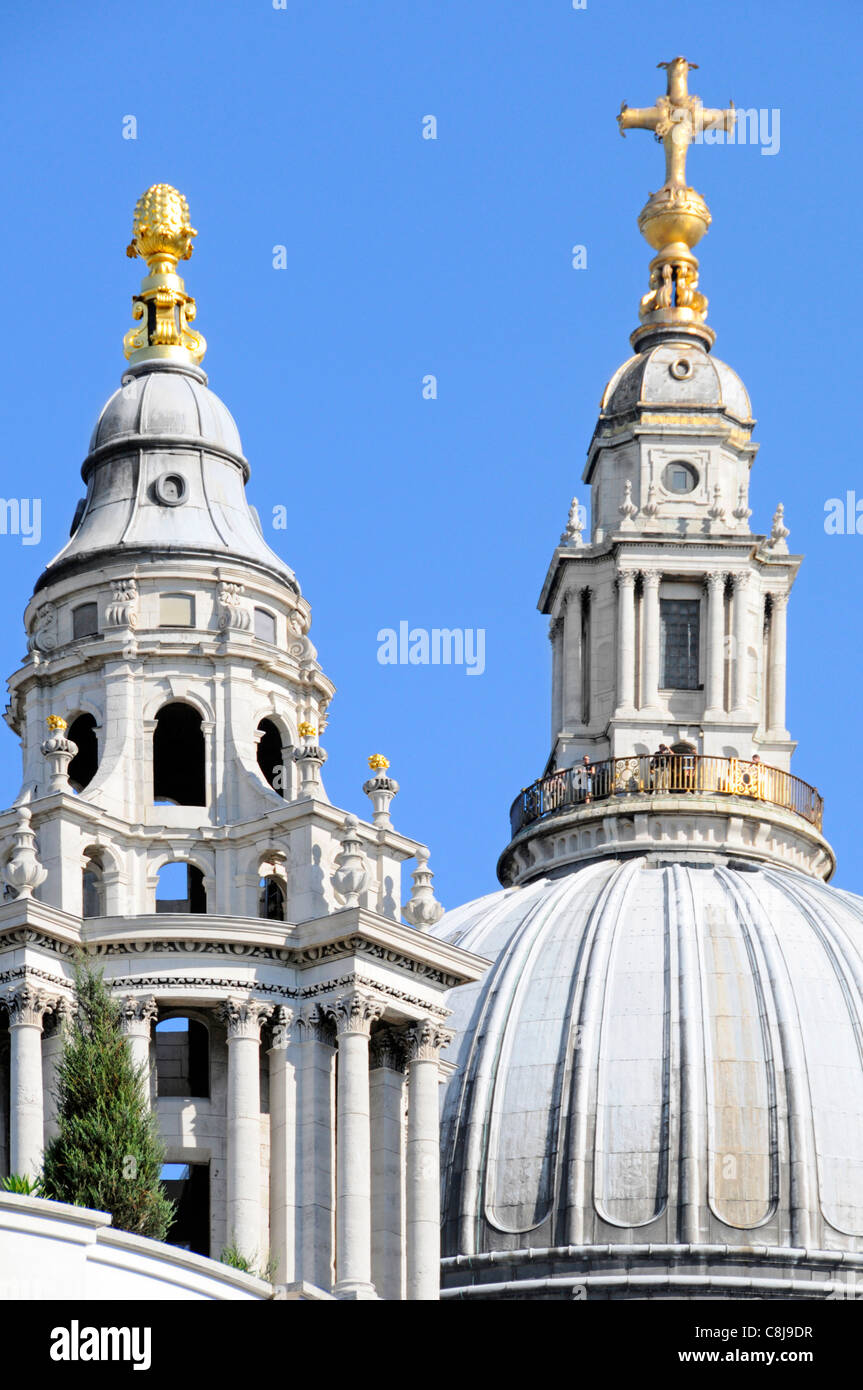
[42,957,175,1241]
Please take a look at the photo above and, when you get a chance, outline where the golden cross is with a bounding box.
[618,57,735,190]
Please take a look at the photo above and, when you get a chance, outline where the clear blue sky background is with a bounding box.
[2,0,861,909]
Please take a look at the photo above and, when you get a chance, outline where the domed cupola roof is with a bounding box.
[431,859,863,1298]
[35,185,296,595]
[89,361,244,459]
[600,342,752,425]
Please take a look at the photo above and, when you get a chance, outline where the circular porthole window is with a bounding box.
[669,357,693,380]
[663,461,699,494]
[154,473,188,507]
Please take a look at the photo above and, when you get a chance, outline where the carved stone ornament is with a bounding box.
[218,995,274,1040]
[217,581,252,632]
[28,602,57,658]
[325,989,385,1037]
[118,995,159,1037]
[330,815,368,906]
[105,577,139,629]
[2,807,48,899]
[402,1019,455,1063]
[4,981,56,1028]
[402,848,445,929]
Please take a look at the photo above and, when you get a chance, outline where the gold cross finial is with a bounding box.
[617,58,736,351]
[618,56,735,190]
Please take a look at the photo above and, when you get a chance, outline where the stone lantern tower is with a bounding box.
[0,185,485,1300]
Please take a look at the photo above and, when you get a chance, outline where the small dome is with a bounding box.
[601,343,752,423]
[430,858,863,1297]
[90,364,244,459]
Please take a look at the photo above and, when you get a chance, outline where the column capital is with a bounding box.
[731,570,752,591]
[219,995,274,1041]
[117,995,158,1038]
[267,1003,298,1051]
[705,569,728,590]
[616,568,638,588]
[370,1026,407,1073]
[770,590,789,611]
[295,1002,336,1045]
[641,569,661,591]
[4,982,58,1029]
[326,990,385,1038]
[402,1020,454,1064]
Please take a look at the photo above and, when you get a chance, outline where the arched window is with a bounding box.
[82,853,104,918]
[155,1016,210,1098]
[153,703,205,806]
[155,861,206,914]
[258,876,286,921]
[256,718,285,797]
[67,713,98,792]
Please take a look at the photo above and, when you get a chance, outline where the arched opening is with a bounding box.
[67,713,98,792]
[155,1016,210,1098]
[160,1162,210,1257]
[256,718,285,797]
[155,861,206,914]
[258,876,286,921]
[82,852,104,918]
[153,702,205,806]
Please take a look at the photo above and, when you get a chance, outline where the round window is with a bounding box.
[663,461,698,495]
[154,473,188,507]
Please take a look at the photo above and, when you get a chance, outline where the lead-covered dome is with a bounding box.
[89,361,244,458]
[430,858,863,1299]
[600,342,752,423]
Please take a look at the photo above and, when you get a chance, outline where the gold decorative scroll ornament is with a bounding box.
[618,57,735,348]
[123,184,206,366]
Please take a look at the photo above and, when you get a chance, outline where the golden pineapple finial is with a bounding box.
[123,184,206,367]
[46,715,67,731]
[368,754,390,771]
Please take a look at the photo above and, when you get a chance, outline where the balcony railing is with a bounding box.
[510,754,824,837]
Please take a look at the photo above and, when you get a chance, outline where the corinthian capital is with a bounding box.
[641,569,661,592]
[4,982,56,1029]
[118,995,159,1037]
[617,568,638,589]
[705,569,727,591]
[325,989,385,1038]
[402,1020,454,1063]
[369,1026,407,1073]
[219,996,274,1041]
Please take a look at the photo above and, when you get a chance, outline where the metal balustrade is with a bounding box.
[510,754,823,837]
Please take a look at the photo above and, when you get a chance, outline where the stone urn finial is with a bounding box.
[2,806,48,900]
[41,716,78,794]
[402,848,445,929]
[292,722,327,795]
[363,755,400,828]
[331,815,369,908]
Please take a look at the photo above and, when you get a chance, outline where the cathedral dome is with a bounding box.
[430,859,863,1298]
[600,342,752,423]
[89,362,244,460]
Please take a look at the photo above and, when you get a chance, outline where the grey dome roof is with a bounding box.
[430,858,863,1293]
[89,363,244,458]
[600,343,752,423]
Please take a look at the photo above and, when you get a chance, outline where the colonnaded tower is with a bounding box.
[0,184,484,1300]
[431,58,863,1299]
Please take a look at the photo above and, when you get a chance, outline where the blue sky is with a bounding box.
[2,0,861,908]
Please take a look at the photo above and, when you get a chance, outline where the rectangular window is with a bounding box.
[254,607,276,643]
[160,593,195,627]
[660,598,700,689]
[72,602,98,638]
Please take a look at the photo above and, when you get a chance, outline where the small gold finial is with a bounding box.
[368,754,390,771]
[123,184,206,366]
[618,57,736,349]
[298,721,317,739]
[46,715,67,731]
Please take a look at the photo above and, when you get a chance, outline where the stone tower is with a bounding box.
[429,61,863,1301]
[0,185,484,1300]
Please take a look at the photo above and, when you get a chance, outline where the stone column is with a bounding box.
[768,592,788,734]
[404,1021,453,1302]
[370,1028,406,1301]
[42,1001,71,1147]
[549,617,564,745]
[267,1006,298,1285]
[118,996,158,1108]
[731,572,752,712]
[615,570,637,714]
[6,984,54,1179]
[295,1005,336,1290]
[327,990,384,1299]
[704,571,727,716]
[641,570,662,710]
[562,588,584,729]
[220,996,272,1262]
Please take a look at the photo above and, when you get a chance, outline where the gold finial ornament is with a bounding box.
[368,754,390,771]
[618,58,736,349]
[123,184,207,366]
[298,721,317,739]
[46,715,67,730]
